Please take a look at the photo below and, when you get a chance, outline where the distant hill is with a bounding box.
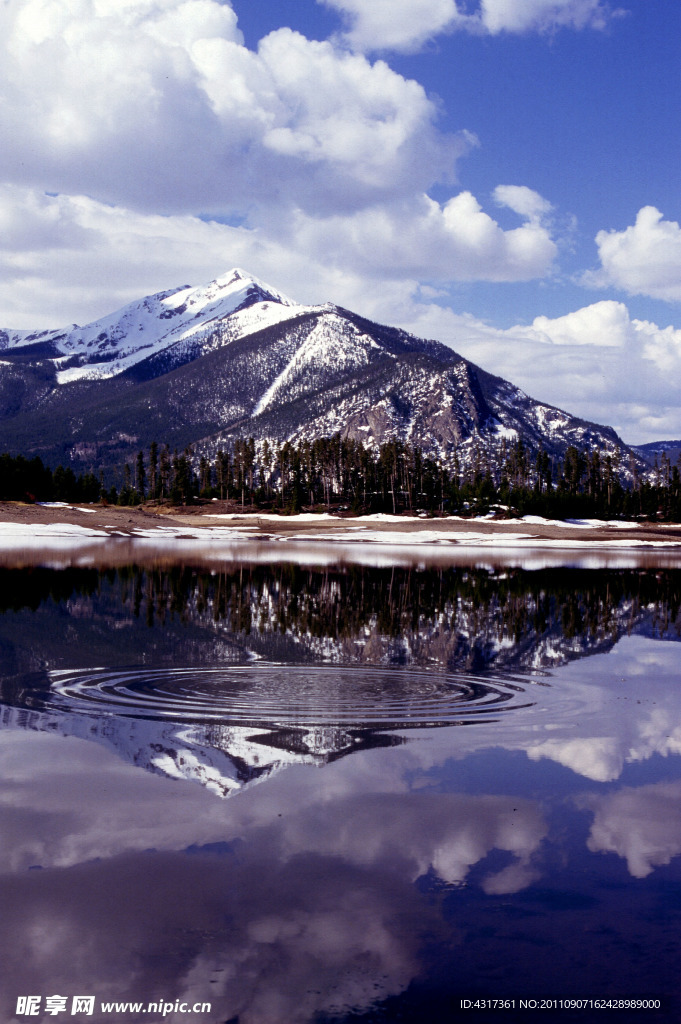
[630,441,681,468]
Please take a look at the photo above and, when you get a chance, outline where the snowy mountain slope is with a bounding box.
[252,310,384,417]
[211,345,627,471]
[0,703,315,800]
[0,267,641,472]
[0,269,299,383]
[237,354,490,457]
[475,366,624,456]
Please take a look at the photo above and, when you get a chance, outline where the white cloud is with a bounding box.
[0,183,558,329]
[0,723,549,1022]
[319,0,461,53]
[528,300,635,347]
[587,206,681,303]
[0,0,463,214]
[0,186,346,328]
[286,188,557,282]
[320,0,621,51]
[493,184,553,223]
[528,736,622,782]
[476,0,620,35]
[280,789,546,895]
[0,1,570,348]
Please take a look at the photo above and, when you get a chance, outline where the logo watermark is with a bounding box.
[15,995,211,1017]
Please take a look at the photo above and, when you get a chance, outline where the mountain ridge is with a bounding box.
[0,268,640,476]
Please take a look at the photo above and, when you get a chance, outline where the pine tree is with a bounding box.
[215,449,230,500]
[199,455,212,497]
[261,441,272,498]
[135,450,146,500]
[159,445,171,499]
[149,441,158,498]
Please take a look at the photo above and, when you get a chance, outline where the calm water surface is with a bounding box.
[1,545,680,1023]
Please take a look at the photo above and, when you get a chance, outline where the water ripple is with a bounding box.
[45,664,536,729]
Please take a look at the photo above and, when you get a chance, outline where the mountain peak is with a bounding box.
[191,268,297,311]
[0,267,304,382]
[221,267,248,284]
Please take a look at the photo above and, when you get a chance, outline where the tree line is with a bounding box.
[1,562,678,651]
[1,434,680,520]
[0,453,101,505]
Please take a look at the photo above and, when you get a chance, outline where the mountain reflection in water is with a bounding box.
[0,557,680,1023]
[0,561,678,675]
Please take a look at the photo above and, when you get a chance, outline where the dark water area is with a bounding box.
[1,553,681,1023]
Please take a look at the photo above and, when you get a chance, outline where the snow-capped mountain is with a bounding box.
[0,268,299,383]
[0,268,637,471]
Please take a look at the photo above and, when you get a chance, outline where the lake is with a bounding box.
[1,540,680,1023]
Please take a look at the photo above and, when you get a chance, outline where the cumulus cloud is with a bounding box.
[586,206,681,303]
[527,300,636,347]
[526,638,681,784]
[0,185,415,329]
[0,184,558,329]
[319,0,461,53]
[277,791,546,895]
[493,184,553,223]
[2,0,665,452]
[320,0,621,51]
[286,188,557,282]
[0,1,571,347]
[0,722,547,1021]
[528,736,622,782]
[516,301,681,384]
[0,0,464,214]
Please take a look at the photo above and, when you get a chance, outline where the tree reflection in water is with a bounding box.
[0,563,678,677]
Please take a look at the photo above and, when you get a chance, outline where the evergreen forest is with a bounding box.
[1,434,680,521]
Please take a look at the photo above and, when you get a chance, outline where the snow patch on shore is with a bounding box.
[205,513,337,522]
[0,522,109,547]
[281,530,672,549]
[521,516,640,529]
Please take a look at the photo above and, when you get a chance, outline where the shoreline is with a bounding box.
[1,500,681,549]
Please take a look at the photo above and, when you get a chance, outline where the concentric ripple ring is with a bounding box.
[46,664,536,729]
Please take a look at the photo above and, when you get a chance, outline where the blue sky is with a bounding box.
[0,0,680,442]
